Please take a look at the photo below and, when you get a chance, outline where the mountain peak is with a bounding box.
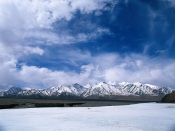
[107,81,117,85]
[0,82,173,99]
[5,86,22,95]
[73,83,81,87]
[119,82,130,86]
[133,82,143,86]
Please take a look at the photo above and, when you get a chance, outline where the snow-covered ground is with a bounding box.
[0,103,175,131]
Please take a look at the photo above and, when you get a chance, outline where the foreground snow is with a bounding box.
[0,103,175,131]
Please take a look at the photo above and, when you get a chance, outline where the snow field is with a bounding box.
[0,103,175,131]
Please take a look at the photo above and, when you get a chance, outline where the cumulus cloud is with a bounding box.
[0,42,45,86]
[0,0,115,88]
[1,49,175,88]
[0,59,18,85]
[94,54,175,88]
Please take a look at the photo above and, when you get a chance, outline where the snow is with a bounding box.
[0,103,175,131]
[107,81,117,85]
[119,81,130,86]
[0,82,173,97]
[133,82,143,87]
[145,84,159,89]
[83,82,121,96]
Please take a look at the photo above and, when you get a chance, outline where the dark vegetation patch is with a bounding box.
[161,91,175,103]
[0,98,85,109]
[0,98,142,109]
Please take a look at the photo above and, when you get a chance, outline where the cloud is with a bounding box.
[95,54,175,88]
[21,27,111,45]
[0,0,175,89]
[142,0,175,56]
[0,0,114,45]
[0,0,115,88]
[0,59,18,85]
[0,48,175,88]
[23,47,44,55]
[0,42,44,85]
[167,0,175,6]
[15,64,99,88]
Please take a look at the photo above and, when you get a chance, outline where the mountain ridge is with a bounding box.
[0,82,173,101]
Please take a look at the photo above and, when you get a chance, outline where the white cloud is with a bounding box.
[0,0,114,86]
[70,0,110,14]
[18,65,97,88]
[1,49,175,88]
[59,52,175,88]
[0,0,175,89]
[0,0,114,45]
[23,47,44,55]
[0,43,44,85]
[0,43,44,59]
[1,37,175,88]
[94,54,175,88]
[0,58,18,85]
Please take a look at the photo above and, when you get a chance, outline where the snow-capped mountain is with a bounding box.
[41,83,86,97]
[17,89,43,97]
[0,91,4,97]
[83,82,172,97]
[83,82,121,97]
[120,82,160,95]
[5,86,22,95]
[0,85,22,96]
[0,82,173,100]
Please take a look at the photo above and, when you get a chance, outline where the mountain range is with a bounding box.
[0,82,173,101]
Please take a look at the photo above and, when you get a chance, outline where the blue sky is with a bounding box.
[0,0,175,88]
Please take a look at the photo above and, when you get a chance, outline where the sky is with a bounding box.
[0,0,175,89]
